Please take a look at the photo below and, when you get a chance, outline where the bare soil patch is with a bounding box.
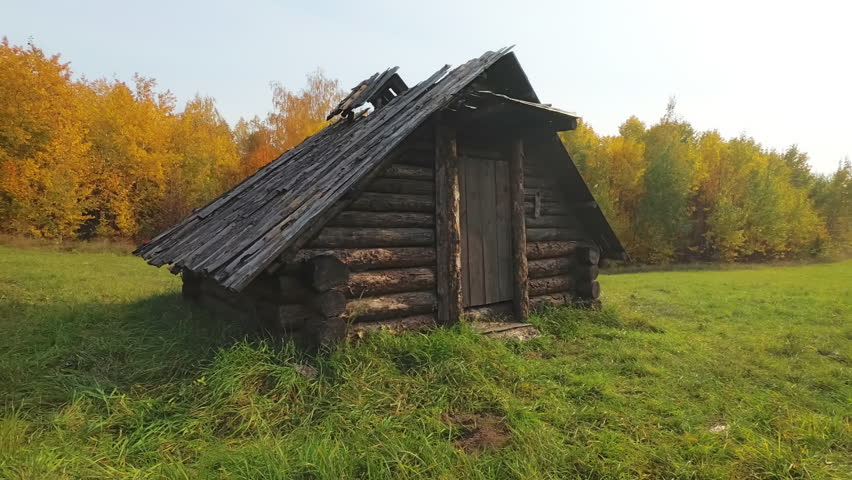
[446,412,511,454]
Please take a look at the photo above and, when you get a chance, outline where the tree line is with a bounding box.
[561,101,851,262]
[1,39,849,261]
[0,39,342,241]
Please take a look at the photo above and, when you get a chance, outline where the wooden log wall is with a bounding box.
[523,148,601,308]
[187,139,442,347]
[184,133,607,343]
[289,143,439,337]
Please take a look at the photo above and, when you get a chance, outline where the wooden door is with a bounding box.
[459,155,513,307]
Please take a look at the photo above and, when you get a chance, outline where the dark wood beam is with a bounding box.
[434,122,463,325]
[510,138,530,321]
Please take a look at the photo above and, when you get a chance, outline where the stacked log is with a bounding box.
[195,277,259,330]
[573,245,601,301]
[298,156,439,335]
[524,154,602,309]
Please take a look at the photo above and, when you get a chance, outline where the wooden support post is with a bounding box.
[510,138,530,321]
[434,122,463,325]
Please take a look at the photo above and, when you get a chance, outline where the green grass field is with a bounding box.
[0,246,849,479]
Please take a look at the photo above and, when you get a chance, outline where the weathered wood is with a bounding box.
[181,270,201,300]
[576,245,601,265]
[348,192,434,212]
[574,264,600,282]
[576,280,601,300]
[482,159,500,303]
[434,123,463,325]
[347,267,435,297]
[394,148,433,167]
[462,157,485,306]
[366,178,434,195]
[463,301,513,321]
[136,50,530,293]
[528,256,576,279]
[308,227,435,248]
[459,154,471,308]
[509,138,530,320]
[527,228,584,242]
[529,275,574,296]
[530,291,573,309]
[301,255,350,292]
[494,159,513,302]
[525,215,579,229]
[526,241,578,260]
[459,156,514,307]
[200,278,250,309]
[381,164,434,180]
[533,191,542,219]
[346,291,437,322]
[199,292,253,326]
[278,275,310,303]
[241,274,286,301]
[306,289,347,317]
[294,247,436,271]
[328,211,434,228]
[346,314,437,339]
[524,175,557,190]
[256,302,315,331]
[303,315,348,350]
[523,201,572,216]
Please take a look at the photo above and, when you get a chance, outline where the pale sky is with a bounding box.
[3,0,850,173]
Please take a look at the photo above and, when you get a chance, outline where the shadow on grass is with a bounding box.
[0,292,246,408]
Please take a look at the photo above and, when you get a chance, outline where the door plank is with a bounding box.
[494,159,513,301]
[466,158,486,306]
[460,159,471,307]
[480,159,499,304]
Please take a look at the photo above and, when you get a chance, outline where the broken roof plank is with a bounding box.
[327,67,409,120]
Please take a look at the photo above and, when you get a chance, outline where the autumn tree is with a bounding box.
[77,75,178,238]
[233,117,279,178]
[267,70,344,153]
[0,38,91,239]
[162,95,241,232]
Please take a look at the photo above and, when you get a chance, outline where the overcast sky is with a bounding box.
[3,0,850,173]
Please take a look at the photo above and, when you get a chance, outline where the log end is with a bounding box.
[301,255,350,292]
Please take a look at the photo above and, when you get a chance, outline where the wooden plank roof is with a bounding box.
[136,48,515,291]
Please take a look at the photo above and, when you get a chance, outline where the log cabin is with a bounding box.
[135,48,626,348]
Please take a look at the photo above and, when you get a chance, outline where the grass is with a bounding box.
[0,245,850,479]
